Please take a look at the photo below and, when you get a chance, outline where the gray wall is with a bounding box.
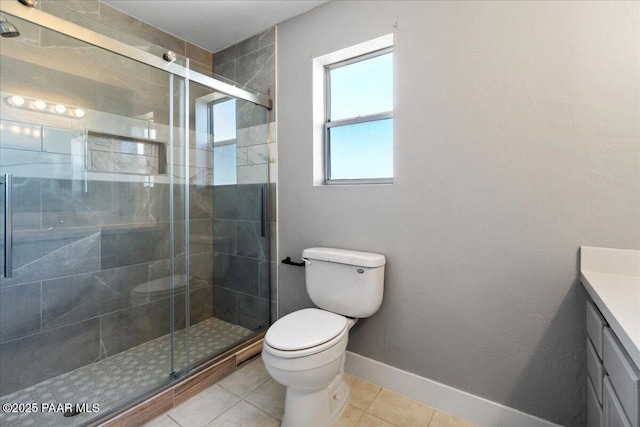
[276,1,640,426]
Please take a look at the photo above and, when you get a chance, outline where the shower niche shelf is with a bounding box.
[86,130,167,176]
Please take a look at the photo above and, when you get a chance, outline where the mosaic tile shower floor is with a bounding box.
[0,317,253,427]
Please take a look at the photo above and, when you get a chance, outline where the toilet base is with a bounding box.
[280,374,350,427]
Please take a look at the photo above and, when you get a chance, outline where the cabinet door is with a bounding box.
[587,300,607,359]
[603,328,640,427]
[589,374,603,427]
[604,376,632,427]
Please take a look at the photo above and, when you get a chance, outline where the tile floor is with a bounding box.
[144,356,479,427]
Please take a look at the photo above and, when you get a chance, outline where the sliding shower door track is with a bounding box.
[0,1,271,110]
[89,331,266,427]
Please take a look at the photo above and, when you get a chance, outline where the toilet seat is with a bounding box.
[265,308,348,358]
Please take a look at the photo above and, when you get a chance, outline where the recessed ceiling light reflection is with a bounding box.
[5,95,85,119]
[10,95,25,106]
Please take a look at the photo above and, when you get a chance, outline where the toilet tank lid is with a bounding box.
[302,247,386,268]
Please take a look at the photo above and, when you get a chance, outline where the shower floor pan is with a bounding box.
[0,317,253,427]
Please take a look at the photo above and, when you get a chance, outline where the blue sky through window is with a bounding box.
[330,52,393,120]
[212,98,237,185]
[213,99,236,142]
[328,51,393,181]
[329,119,393,179]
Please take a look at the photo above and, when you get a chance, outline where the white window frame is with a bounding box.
[324,46,393,185]
[311,34,393,186]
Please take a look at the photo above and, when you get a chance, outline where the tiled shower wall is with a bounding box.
[0,1,269,397]
[213,27,279,322]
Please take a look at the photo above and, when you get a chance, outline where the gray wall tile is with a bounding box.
[237,294,269,331]
[0,319,100,396]
[215,35,260,67]
[213,184,263,221]
[5,178,42,231]
[190,283,213,325]
[115,181,151,223]
[99,299,172,357]
[100,224,169,270]
[214,60,236,82]
[259,261,270,299]
[216,255,259,296]
[237,221,267,260]
[189,252,214,282]
[190,186,213,219]
[54,1,100,15]
[0,230,101,288]
[0,282,41,343]
[186,42,213,71]
[149,184,171,223]
[41,179,114,228]
[213,219,237,255]
[98,4,186,56]
[235,45,275,89]
[42,264,149,330]
[214,27,276,124]
[259,28,275,48]
[213,285,237,324]
[237,99,269,130]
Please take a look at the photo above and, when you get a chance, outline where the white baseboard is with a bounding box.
[345,351,563,427]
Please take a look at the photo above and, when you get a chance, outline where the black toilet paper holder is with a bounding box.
[281,257,305,267]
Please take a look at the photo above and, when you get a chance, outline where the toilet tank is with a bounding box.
[302,247,386,318]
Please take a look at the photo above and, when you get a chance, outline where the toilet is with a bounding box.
[262,247,386,427]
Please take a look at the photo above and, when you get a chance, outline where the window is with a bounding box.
[325,48,393,183]
[211,98,237,185]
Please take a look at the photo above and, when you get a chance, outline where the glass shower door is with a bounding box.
[186,80,271,368]
[0,14,187,426]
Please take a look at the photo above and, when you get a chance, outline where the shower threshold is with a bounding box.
[0,317,253,427]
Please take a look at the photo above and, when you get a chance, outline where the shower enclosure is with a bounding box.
[0,3,271,426]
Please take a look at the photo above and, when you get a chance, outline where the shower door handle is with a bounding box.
[260,185,267,238]
[2,174,12,278]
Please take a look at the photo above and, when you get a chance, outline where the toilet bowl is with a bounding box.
[262,248,386,427]
[262,308,356,427]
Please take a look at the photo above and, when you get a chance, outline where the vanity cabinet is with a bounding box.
[586,300,640,427]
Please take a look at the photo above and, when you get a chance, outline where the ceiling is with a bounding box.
[103,0,328,53]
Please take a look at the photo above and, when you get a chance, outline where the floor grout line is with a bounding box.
[167,413,182,426]
[209,399,243,424]
[242,398,281,422]
[426,408,436,427]
[364,386,383,413]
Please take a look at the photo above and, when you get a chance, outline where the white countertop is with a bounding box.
[580,246,640,367]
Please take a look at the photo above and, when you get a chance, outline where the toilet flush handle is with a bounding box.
[301,257,311,265]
